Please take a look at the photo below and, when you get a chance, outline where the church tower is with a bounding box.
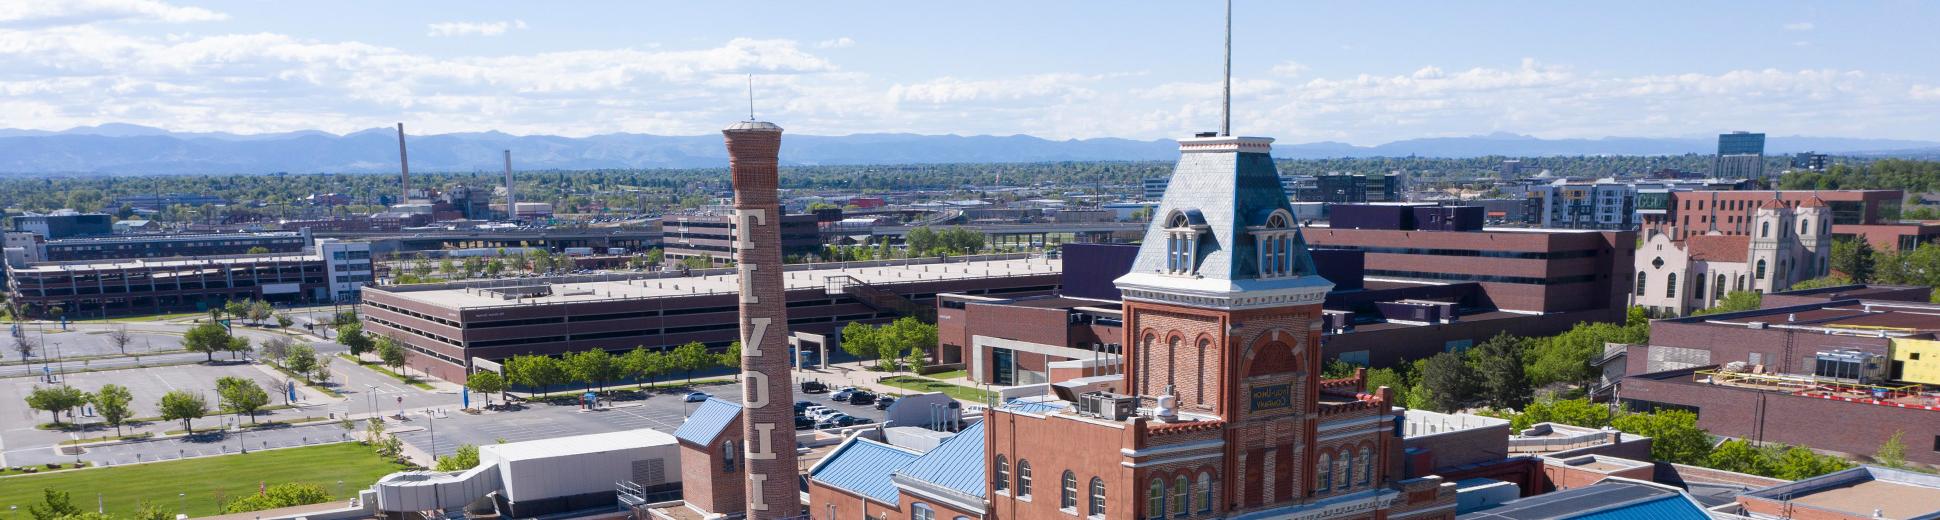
[1749,197,1789,293]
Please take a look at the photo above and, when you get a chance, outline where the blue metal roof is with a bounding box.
[1570,494,1708,520]
[673,398,741,446]
[894,421,988,499]
[1002,396,1070,414]
[810,438,922,505]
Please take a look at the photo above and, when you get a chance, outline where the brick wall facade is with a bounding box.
[678,418,746,515]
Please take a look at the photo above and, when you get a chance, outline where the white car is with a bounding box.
[806,407,840,420]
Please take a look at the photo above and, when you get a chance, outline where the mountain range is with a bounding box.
[1,124,1935,176]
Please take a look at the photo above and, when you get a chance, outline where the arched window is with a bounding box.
[1358,447,1373,486]
[994,456,1009,493]
[1761,221,1770,238]
[1665,273,1677,298]
[1756,260,1767,280]
[1341,450,1354,490]
[721,440,737,473]
[1196,338,1211,404]
[1017,460,1033,498]
[1166,336,1180,387]
[1635,271,1647,296]
[1148,479,1166,519]
[1196,473,1213,513]
[1800,219,1810,235]
[1316,452,1333,492]
[911,503,935,520]
[1172,476,1189,517]
[1061,471,1077,509]
[1089,477,1107,516]
[1714,274,1726,299]
[1693,275,1706,301]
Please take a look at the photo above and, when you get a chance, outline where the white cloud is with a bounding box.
[817,37,854,49]
[0,0,226,26]
[0,19,1935,144]
[1783,22,1815,31]
[1269,61,1307,77]
[427,19,527,37]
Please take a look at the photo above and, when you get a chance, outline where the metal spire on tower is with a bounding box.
[1220,0,1232,137]
[747,74,756,121]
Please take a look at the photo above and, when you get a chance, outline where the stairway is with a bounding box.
[824,275,936,322]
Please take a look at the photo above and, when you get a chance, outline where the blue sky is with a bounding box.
[3,0,1937,144]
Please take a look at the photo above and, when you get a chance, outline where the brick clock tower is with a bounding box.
[724,119,802,519]
[1114,134,1344,510]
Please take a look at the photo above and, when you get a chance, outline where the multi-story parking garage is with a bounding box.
[357,255,1060,382]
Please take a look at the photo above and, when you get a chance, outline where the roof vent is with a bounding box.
[1746,321,1768,329]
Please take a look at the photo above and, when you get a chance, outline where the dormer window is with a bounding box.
[1250,209,1300,278]
[1163,210,1208,276]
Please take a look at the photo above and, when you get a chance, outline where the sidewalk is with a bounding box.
[794,360,997,406]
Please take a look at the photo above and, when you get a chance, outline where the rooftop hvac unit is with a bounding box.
[1075,391,1136,421]
[1745,321,1768,329]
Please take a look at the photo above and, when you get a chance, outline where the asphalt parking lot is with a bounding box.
[392,379,891,459]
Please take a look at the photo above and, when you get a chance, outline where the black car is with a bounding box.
[848,392,876,405]
[801,381,828,394]
[794,416,816,430]
[849,417,875,426]
[794,401,814,414]
[874,397,897,410]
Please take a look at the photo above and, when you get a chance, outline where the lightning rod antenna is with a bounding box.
[1221,0,1232,137]
[747,74,756,121]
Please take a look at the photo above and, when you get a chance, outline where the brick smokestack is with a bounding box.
[722,119,800,519]
[396,122,410,204]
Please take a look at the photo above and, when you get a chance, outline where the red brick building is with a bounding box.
[804,134,1457,520]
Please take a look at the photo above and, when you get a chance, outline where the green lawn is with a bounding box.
[878,375,994,402]
[0,442,404,518]
[925,369,968,380]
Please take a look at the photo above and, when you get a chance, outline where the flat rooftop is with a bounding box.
[1742,466,1940,520]
[13,252,322,273]
[1690,302,1940,335]
[379,256,1061,310]
[44,231,303,245]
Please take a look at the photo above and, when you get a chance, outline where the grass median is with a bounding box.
[0,442,404,518]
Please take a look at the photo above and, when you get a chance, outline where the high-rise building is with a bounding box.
[1293,173,1403,203]
[721,118,802,520]
[1714,131,1766,179]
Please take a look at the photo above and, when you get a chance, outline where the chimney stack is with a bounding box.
[396,123,410,204]
[503,149,516,221]
[723,118,799,519]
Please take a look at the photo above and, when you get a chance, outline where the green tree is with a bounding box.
[159,390,209,433]
[1875,430,1908,468]
[1526,309,1647,388]
[216,376,271,424]
[24,385,88,425]
[247,300,275,324]
[1830,237,1875,282]
[376,337,408,375]
[507,355,565,394]
[645,248,664,266]
[905,346,927,374]
[1770,445,1853,480]
[1612,409,1711,465]
[1420,351,1476,412]
[621,346,666,389]
[840,321,883,362]
[1507,398,1614,431]
[285,344,320,382]
[223,300,250,321]
[1692,291,1761,316]
[259,336,293,363]
[221,483,331,514]
[92,383,135,436]
[27,489,82,520]
[1788,275,1854,290]
[566,349,620,391]
[466,371,505,406]
[671,341,711,383]
[337,322,372,355]
[436,444,482,472]
[1467,333,1532,410]
[905,227,939,255]
[183,321,235,362]
[246,246,271,255]
[720,341,742,380]
[1365,364,1413,407]
[134,502,171,520]
[1705,439,1773,476]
